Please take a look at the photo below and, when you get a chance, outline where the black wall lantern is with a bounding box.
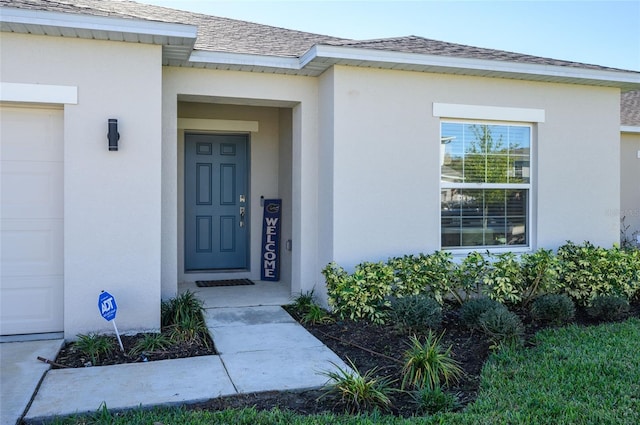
[107,118,120,151]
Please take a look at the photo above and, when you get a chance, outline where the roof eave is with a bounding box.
[305,45,640,91]
[0,7,198,63]
[621,125,640,133]
[183,44,640,90]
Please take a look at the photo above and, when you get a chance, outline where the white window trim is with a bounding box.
[439,119,534,252]
[0,82,78,104]
[433,103,545,123]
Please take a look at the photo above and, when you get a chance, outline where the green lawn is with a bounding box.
[53,318,640,425]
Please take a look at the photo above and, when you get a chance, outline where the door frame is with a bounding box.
[183,131,251,273]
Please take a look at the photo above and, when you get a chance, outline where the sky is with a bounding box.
[141,0,640,71]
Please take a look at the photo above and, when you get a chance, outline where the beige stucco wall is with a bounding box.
[323,65,621,268]
[162,67,319,300]
[621,131,640,242]
[317,67,335,304]
[0,33,163,338]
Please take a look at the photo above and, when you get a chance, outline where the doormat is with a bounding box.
[195,279,255,287]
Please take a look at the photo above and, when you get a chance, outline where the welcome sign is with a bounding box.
[261,199,281,281]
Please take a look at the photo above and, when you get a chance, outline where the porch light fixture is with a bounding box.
[107,118,119,151]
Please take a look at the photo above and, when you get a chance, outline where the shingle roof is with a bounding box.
[0,0,349,57]
[0,0,633,73]
[327,36,628,72]
[622,91,640,127]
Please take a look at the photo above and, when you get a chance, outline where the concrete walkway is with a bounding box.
[2,306,347,424]
[0,339,64,425]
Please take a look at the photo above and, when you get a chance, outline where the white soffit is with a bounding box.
[0,82,78,104]
[0,7,197,62]
[433,103,545,123]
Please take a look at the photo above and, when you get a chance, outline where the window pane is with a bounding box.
[441,189,528,249]
[506,189,527,215]
[507,216,527,245]
[441,188,461,247]
[508,156,530,183]
[463,154,485,183]
[441,123,465,183]
[486,154,509,183]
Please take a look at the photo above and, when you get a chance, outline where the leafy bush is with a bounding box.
[586,295,630,321]
[389,251,455,304]
[459,297,508,330]
[557,241,640,305]
[322,242,639,325]
[75,333,114,365]
[411,386,460,415]
[450,251,488,304]
[401,332,463,391]
[482,252,524,304]
[478,308,524,349]
[387,295,442,333]
[320,358,396,413]
[520,248,560,305]
[323,261,394,324]
[529,294,575,325]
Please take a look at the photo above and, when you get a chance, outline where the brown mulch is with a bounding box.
[52,300,640,417]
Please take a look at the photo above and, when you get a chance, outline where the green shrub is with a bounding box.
[161,291,210,346]
[450,251,489,304]
[130,333,171,356]
[302,304,334,325]
[320,358,396,413]
[387,294,442,333]
[161,290,205,328]
[530,293,575,325]
[401,332,463,391]
[586,295,631,321]
[459,297,508,330]
[482,252,524,304]
[557,241,640,305]
[323,261,394,324]
[411,386,460,415]
[75,333,114,365]
[290,290,317,313]
[389,251,455,304]
[520,248,561,305]
[478,308,524,349]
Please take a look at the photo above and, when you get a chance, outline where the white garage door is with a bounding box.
[1,105,64,336]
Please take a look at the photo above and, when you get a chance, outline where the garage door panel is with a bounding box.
[0,107,63,162]
[1,105,63,336]
[1,161,63,219]
[1,219,63,276]
[0,276,63,335]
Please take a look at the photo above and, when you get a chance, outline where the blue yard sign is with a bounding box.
[261,199,281,281]
[98,290,124,352]
[98,291,117,322]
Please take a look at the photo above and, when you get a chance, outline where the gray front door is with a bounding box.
[185,134,248,271]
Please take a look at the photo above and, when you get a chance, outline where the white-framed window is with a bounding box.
[440,121,531,249]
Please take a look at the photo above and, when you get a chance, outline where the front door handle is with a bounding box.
[239,207,246,227]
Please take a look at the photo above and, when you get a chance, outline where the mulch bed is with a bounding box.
[53,335,216,368]
[53,300,640,417]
